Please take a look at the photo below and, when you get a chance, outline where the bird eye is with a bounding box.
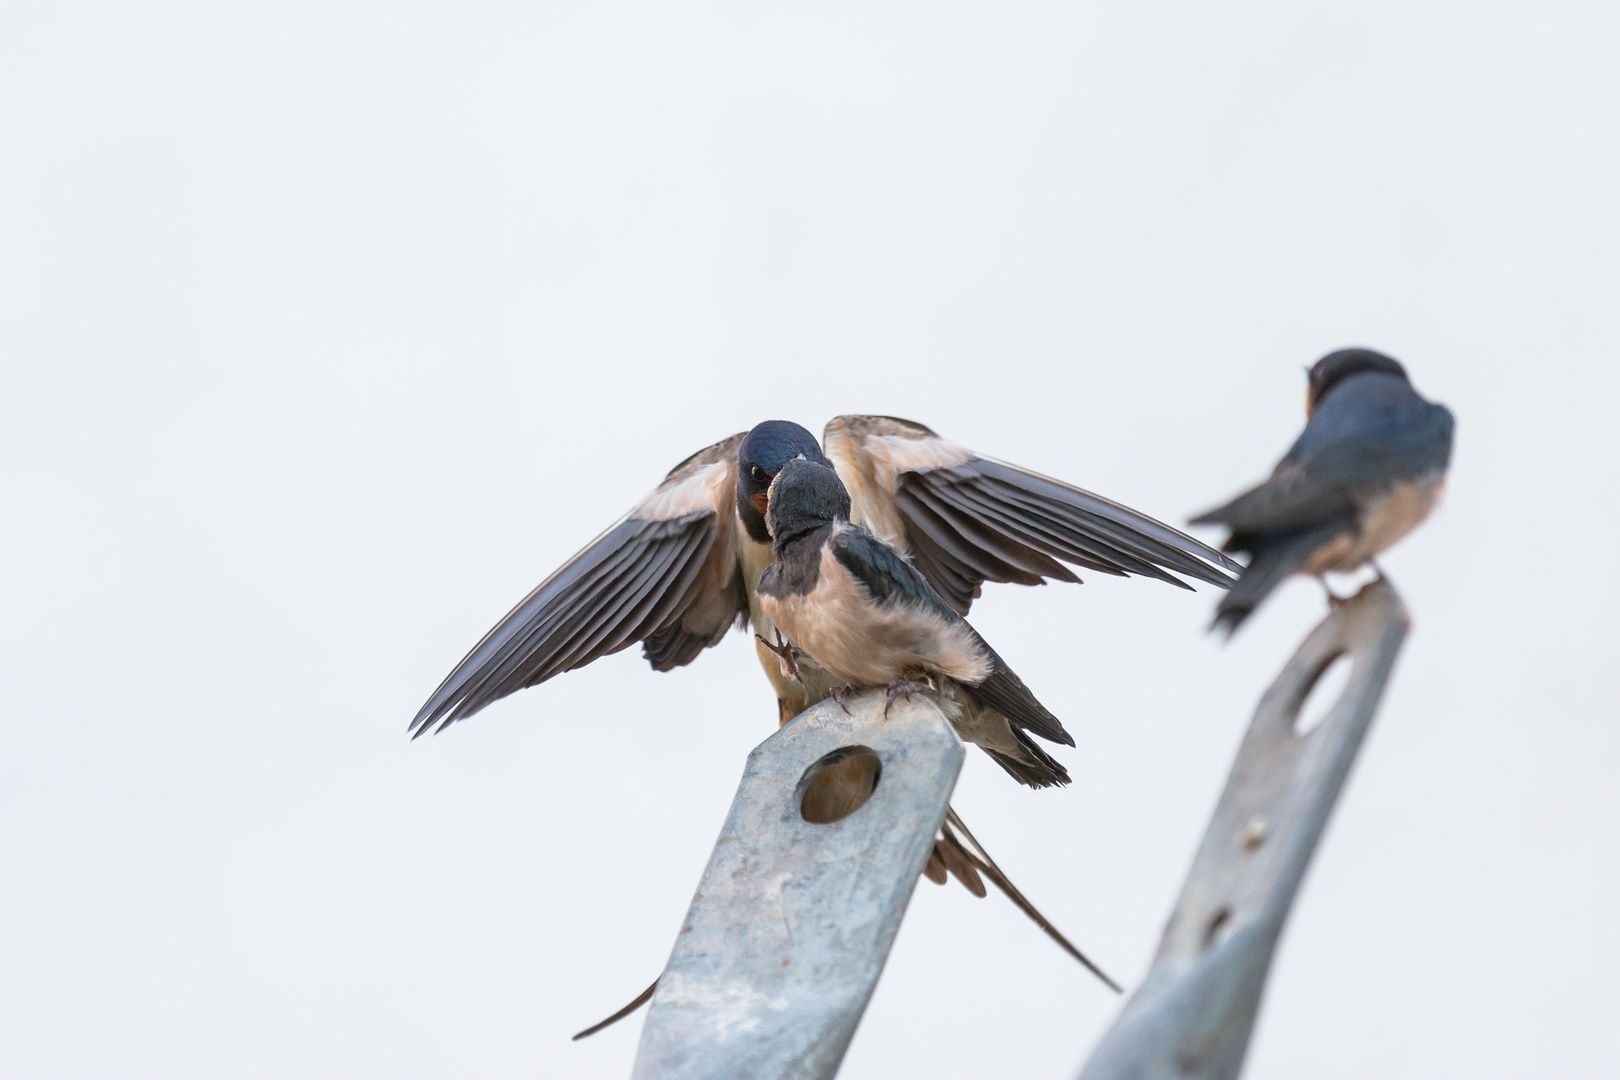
[751,465,769,483]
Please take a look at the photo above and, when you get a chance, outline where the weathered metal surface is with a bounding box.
[1077,580,1410,1080]
[632,689,965,1080]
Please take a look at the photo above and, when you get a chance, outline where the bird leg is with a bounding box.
[755,630,800,681]
[884,674,937,718]
[828,684,855,716]
[1317,576,1347,607]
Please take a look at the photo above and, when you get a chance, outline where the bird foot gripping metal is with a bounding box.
[631,689,964,1080]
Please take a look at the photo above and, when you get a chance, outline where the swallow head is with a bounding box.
[737,421,832,543]
[765,459,851,546]
[1306,348,1409,416]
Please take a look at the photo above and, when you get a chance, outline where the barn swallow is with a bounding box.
[1192,348,1454,633]
[411,416,1235,737]
[413,416,1227,1007]
[758,457,1075,788]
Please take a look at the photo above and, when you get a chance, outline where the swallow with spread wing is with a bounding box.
[412,415,1232,1022]
[759,457,1075,788]
[1192,348,1454,633]
[411,415,1235,737]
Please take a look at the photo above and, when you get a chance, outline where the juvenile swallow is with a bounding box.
[758,457,1074,788]
[1192,348,1454,632]
[411,416,1234,736]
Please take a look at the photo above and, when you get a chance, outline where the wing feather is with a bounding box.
[970,461,1240,582]
[433,522,701,722]
[532,522,713,681]
[894,516,983,614]
[959,473,1191,585]
[898,481,1072,584]
[410,433,747,735]
[825,415,1236,613]
[923,474,1140,577]
[1189,460,1353,534]
[961,643,1074,749]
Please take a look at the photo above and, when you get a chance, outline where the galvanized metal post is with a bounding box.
[1076,580,1410,1080]
[632,689,964,1080]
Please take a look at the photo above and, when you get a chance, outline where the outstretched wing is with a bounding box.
[824,415,1240,615]
[410,433,749,736]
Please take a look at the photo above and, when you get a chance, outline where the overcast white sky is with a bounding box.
[3,3,1617,1078]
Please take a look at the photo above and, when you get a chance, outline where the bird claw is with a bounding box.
[829,685,854,716]
[755,631,800,681]
[1318,576,1347,607]
[883,677,934,718]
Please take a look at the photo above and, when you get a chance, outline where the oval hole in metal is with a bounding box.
[798,746,882,824]
[1203,906,1232,950]
[1294,651,1351,737]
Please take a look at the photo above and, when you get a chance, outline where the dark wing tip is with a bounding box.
[1209,603,1251,637]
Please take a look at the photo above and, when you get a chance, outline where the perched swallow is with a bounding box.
[1192,348,1454,632]
[758,458,1074,788]
[411,415,1235,736]
[413,416,1229,1009]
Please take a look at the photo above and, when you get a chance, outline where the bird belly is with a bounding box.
[761,548,991,688]
[739,527,826,716]
[1304,472,1445,574]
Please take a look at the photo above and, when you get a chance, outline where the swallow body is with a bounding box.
[410,417,1198,993]
[759,459,1074,788]
[1193,348,1454,633]
[412,416,1232,735]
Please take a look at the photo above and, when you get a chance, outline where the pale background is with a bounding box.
[2,3,1616,1078]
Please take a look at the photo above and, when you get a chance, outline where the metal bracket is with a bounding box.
[627,580,1408,1079]
[1076,579,1410,1080]
[631,690,964,1080]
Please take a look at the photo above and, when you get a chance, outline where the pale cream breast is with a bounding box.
[1359,473,1445,556]
[1302,472,1446,574]
[761,536,992,689]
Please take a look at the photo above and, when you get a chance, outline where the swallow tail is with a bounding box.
[963,650,1074,749]
[1213,520,1349,634]
[981,727,1071,788]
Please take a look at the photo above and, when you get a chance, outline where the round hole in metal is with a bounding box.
[797,746,882,824]
[1294,651,1351,737]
